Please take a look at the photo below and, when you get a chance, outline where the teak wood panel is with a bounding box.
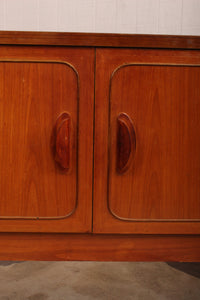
[93,48,200,234]
[0,233,199,262]
[0,31,200,49]
[0,46,94,233]
[0,61,77,219]
[109,64,200,221]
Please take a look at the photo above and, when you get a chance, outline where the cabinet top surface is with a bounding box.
[0,31,199,49]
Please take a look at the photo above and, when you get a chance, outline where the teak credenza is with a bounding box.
[0,31,200,261]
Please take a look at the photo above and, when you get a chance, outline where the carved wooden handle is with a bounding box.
[116,113,136,174]
[55,112,71,171]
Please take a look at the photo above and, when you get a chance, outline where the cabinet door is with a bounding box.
[94,48,200,234]
[0,46,94,232]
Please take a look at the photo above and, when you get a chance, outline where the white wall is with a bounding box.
[0,0,199,35]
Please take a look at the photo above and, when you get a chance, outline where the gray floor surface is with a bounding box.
[0,261,199,300]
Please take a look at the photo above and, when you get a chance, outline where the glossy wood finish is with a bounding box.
[0,233,199,262]
[110,64,200,221]
[0,31,200,49]
[0,60,78,220]
[0,33,199,262]
[0,46,94,232]
[93,48,200,234]
[116,113,136,174]
[54,112,71,171]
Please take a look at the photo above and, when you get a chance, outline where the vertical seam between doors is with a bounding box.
[91,47,96,233]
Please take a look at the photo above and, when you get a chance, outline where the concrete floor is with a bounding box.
[0,261,199,300]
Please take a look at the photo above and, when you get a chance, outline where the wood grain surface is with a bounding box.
[0,46,94,233]
[0,35,200,261]
[0,31,199,49]
[0,61,77,218]
[0,233,199,262]
[93,48,200,234]
[109,64,200,221]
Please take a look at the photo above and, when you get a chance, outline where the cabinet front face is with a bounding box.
[0,46,94,232]
[94,48,200,234]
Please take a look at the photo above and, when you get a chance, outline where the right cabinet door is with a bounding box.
[93,48,200,234]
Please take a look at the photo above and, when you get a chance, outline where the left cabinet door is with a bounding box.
[0,46,94,233]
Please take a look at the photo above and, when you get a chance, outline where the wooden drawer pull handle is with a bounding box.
[116,113,136,174]
[55,112,71,171]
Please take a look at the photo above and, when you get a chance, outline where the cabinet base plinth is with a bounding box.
[0,233,199,262]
